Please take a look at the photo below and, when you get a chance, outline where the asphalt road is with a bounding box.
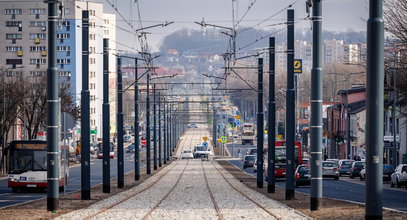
[0,151,144,209]
[226,143,407,212]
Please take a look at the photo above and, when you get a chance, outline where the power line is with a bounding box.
[235,0,259,28]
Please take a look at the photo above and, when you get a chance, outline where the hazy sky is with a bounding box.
[93,0,369,52]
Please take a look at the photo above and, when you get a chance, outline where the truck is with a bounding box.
[241,123,255,145]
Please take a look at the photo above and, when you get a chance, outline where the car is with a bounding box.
[390,164,407,187]
[349,161,365,179]
[322,161,339,180]
[126,144,135,153]
[295,165,311,187]
[246,148,257,156]
[360,164,395,181]
[97,142,115,159]
[124,135,132,143]
[243,155,256,169]
[274,164,286,178]
[326,159,339,166]
[302,158,310,166]
[338,159,355,176]
[193,145,210,158]
[181,150,194,159]
[187,123,198,128]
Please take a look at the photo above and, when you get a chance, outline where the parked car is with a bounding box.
[338,159,355,176]
[295,165,311,187]
[246,148,257,156]
[390,164,407,187]
[360,164,395,181]
[181,150,194,159]
[302,158,309,166]
[253,159,265,173]
[275,164,286,178]
[349,161,365,179]
[243,155,256,169]
[326,159,339,166]
[97,142,115,159]
[322,161,339,180]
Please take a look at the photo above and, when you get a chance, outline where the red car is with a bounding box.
[275,164,286,178]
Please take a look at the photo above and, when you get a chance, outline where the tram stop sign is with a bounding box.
[294,59,302,74]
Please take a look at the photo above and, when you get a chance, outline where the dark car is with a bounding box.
[383,164,395,181]
[338,159,355,176]
[126,144,135,153]
[349,161,365,179]
[243,155,257,169]
[295,165,310,187]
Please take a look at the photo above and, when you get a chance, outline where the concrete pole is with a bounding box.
[257,58,264,189]
[285,9,295,200]
[310,0,323,211]
[134,58,140,180]
[46,0,60,211]
[80,10,91,201]
[365,0,384,219]
[102,38,110,193]
[117,57,124,188]
[268,37,276,193]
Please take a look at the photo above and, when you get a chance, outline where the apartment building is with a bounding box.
[0,0,116,141]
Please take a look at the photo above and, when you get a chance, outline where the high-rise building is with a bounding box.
[0,0,116,141]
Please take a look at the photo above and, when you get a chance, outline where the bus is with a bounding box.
[7,140,69,192]
[266,140,302,178]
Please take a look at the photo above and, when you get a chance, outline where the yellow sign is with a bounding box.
[294,60,301,68]
[277,134,283,140]
[235,115,241,120]
[220,136,227,143]
[202,137,208,142]
[294,59,303,73]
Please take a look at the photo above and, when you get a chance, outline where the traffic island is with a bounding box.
[217,160,407,220]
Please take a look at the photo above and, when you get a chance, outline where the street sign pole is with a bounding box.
[257,57,264,189]
[310,0,323,211]
[285,9,295,200]
[268,37,276,193]
[365,0,384,219]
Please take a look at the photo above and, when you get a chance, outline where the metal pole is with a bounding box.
[46,0,59,211]
[102,38,110,193]
[310,0,323,211]
[80,10,91,201]
[117,57,124,188]
[63,113,67,197]
[285,9,295,200]
[134,58,140,180]
[365,0,384,218]
[158,92,162,167]
[268,37,276,193]
[153,84,157,170]
[163,99,167,164]
[257,57,264,189]
[146,69,151,174]
[392,68,397,167]
[346,90,351,159]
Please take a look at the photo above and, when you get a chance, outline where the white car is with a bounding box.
[181,150,194,159]
[322,161,339,180]
[391,164,407,187]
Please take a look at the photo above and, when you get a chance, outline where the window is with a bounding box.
[6,34,22,39]
[6,46,22,52]
[5,9,22,15]
[57,46,70,52]
[30,59,46,64]
[6,21,22,27]
[29,8,46,15]
[57,33,70,39]
[64,8,70,15]
[90,58,96,64]
[57,59,70,64]
[90,47,96,54]
[58,21,70,27]
[59,71,71,77]
[5,70,22,77]
[30,71,45,77]
[29,33,46,39]
[29,21,46,27]
[6,59,22,65]
[30,46,46,52]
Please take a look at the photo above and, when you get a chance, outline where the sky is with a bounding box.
[93,0,369,52]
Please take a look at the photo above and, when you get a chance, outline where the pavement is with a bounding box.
[226,143,407,212]
[0,150,145,209]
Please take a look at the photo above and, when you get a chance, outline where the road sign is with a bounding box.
[220,136,227,143]
[203,142,208,147]
[294,59,302,73]
[235,120,241,126]
[384,135,399,142]
[235,115,241,120]
[277,134,283,140]
[202,137,208,142]
[90,129,98,134]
